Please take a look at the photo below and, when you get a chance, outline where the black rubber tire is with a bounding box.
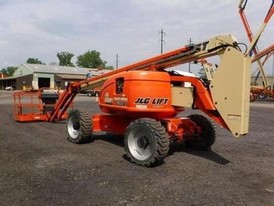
[258,92,267,99]
[185,114,216,150]
[66,109,93,144]
[124,118,169,167]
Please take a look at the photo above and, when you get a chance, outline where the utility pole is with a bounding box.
[188,38,192,72]
[160,29,165,54]
[116,54,119,69]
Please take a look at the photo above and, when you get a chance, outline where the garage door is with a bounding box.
[38,77,50,88]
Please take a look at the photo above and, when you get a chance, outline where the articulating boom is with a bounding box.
[239,0,274,87]
[51,34,251,137]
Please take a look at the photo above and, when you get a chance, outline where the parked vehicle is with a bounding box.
[5,86,14,91]
[86,89,99,97]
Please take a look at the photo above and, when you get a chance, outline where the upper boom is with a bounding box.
[50,34,240,121]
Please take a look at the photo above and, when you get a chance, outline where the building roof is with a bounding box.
[56,74,86,80]
[0,76,17,80]
[22,63,91,75]
[92,69,113,76]
[21,64,113,76]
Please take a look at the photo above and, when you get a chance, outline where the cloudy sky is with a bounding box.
[0,0,273,74]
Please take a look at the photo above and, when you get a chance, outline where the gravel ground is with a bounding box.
[0,90,274,206]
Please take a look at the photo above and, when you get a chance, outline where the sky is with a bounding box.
[0,0,273,74]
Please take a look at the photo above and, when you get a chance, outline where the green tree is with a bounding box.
[76,50,107,68]
[57,52,74,66]
[0,67,17,77]
[26,58,44,64]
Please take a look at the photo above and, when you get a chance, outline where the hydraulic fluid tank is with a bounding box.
[98,71,177,119]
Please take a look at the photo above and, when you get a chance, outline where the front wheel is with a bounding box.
[124,118,169,167]
[66,109,93,144]
[185,114,216,150]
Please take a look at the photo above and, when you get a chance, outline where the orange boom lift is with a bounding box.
[13,1,273,166]
[14,33,254,166]
[239,0,274,100]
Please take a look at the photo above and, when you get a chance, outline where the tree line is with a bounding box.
[0,50,114,77]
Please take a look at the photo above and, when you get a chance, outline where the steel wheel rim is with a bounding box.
[259,93,266,99]
[67,116,80,139]
[127,126,155,161]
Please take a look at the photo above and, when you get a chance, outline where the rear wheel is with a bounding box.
[124,118,169,167]
[185,114,216,150]
[66,109,93,144]
[258,92,267,99]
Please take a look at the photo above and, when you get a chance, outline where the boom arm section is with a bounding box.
[50,34,250,136]
[50,35,239,121]
[251,44,274,86]
[252,44,274,63]
[239,0,274,87]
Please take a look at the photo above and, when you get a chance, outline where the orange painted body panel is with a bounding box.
[92,114,201,140]
[163,118,198,141]
[98,71,178,120]
[92,114,131,135]
[97,71,228,130]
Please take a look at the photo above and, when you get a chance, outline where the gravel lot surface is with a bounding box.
[0,90,274,205]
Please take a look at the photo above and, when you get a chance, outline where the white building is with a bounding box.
[0,64,111,90]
